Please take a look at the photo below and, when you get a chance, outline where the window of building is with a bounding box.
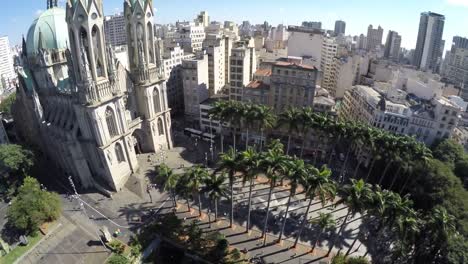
[115,143,125,163]
[106,107,118,137]
[153,88,162,113]
[158,118,164,135]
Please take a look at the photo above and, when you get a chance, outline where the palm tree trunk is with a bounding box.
[198,193,203,217]
[230,181,234,228]
[260,129,264,151]
[389,166,402,190]
[365,158,376,181]
[293,198,313,248]
[300,136,306,158]
[208,201,212,229]
[172,192,177,209]
[186,198,190,211]
[278,193,293,242]
[311,229,324,252]
[399,174,411,194]
[215,198,218,221]
[352,161,363,180]
[262,182,274,243]
[328,210,351,256]
[340,147,352,179]
[246,179,254,233]
[378,160,393,185]
[220,127,224,153]
[245,127,249,149]
[286,135,292,155]
[328,136,341,166]
[232,124,236,152]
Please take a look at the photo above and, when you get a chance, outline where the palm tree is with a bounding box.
[184,165,210,217]
[278,158,308,242]
[240,147,262,233]
[420,208,457,262]
[339,122,361,181]
[260,140,288,244]
[293,165,336,248]
[202,172,228,225]
[278,108,301,155]
[157,164,180,209]
[299,107,315,158]
[216,147,242,228]
[243,103,257,149]
[310,212,336,252]
[327,121,346,167]
[209,101,229,153]
[327,179,373,256]
[255,105,276,151]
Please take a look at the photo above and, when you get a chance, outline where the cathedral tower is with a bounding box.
[124,0,173,152]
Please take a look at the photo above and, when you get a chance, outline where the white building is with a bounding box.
[229,43,256,101]
[175,22,206,52]
[195,11,210,28]
[321,38,339,94]
[163,45,194,113]
[366,25,383,51]
[340,85,462,145]
[0,36,15,83]
[287,26,324,69]
[204,34,226,96]
[104,13,127,47]
[182,53,209,121]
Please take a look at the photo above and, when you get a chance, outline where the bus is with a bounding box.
[202,133,216,143]
[184,128,203,139]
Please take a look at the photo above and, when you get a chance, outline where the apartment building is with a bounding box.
[340,85,462,145]
[175,22,206,52]
[204,34,226,96]
[287,26,324,69]
[229,42,256,101]
[104,13,127,46]
[182,53,209,121]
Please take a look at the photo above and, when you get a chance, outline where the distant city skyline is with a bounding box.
[1,0,468,49]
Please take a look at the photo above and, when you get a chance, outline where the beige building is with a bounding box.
[182,53,209,121]
[229,42,256,101]
[204,34,226,96]
[269,60,319,113]
[175,22,206,52]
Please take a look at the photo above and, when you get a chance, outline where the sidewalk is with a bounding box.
[173,202,333,264]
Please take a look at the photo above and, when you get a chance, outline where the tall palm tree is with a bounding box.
[240,147,262,233]
[243,103,257,149]
[202,172,228,224]
[327,121,346,167]
[293,165,336,248]
[157,164,180,209]
[278,158,308,243]
[278,108,301,155]
[299,107,315,158]
[421,207,457,262]
[209,101,229,153]
[216,147,242,228]
[255,105,276,151]
[260,140,288,244]
[184,165,210,217]
[339,122,361,181]
[310,212,336,252]
[327,179,373,256]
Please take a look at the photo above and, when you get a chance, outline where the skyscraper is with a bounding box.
[452,36,468,49]
[366,25,383,51]
[413,12,445,72]
[104,13,126,47]
[334,20,346,36]
[0,36,15,82]
[384,30,402,61]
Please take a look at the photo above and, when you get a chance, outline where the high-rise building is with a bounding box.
[204,34,226,96]
[175,22,206,52]
[195,11,209,28]
[413,12,445,72]
[182,53,209,121]
[384,30,402,61]
[287,26,324,69]
[366,25,383,51]
[229,42,256,101]
[357,34,367,50]
[334,20,346,36]
[0,36,15,82]
[104,13,127,47]
[302,21,322,30]
[452,36,468,49]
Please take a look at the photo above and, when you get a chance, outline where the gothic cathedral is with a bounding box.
[13,0,173,192]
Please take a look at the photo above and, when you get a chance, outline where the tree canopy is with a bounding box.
[6,177,61,235]
[0,93,16,116]
[0,144,34,197]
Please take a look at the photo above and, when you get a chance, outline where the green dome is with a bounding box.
[26,7,69,57]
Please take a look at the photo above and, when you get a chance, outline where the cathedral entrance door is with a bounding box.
[132,130,145,155]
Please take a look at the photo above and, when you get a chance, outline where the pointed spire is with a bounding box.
[22,35,27,56]
[37,30,45,51]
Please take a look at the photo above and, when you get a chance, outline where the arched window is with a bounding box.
[106,107,118,137]
[147,22,155,64]
[158,118,164,135]
[153,87,161,113]
[115,143,125,163]
[92,25,104,77]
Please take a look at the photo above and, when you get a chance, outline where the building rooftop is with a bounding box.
[273,61,317,71]
[254,69,272,77]
[200,95,228,106]
[246,80,270,90]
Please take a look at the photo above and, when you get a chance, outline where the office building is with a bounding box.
[175,22,206,52]
[229,42,256,101]
[204,34,226,96]
[195,11,209,27]
[452,36,468,49]
[104,13,127,47]
[366,25,383,51]
[384,30,402,61]
[0,36,15,82]
[182,53,209,121]
[413,12,445,72]
[302,21,322,30]
[287,26,324,68]
[334,20,346,36]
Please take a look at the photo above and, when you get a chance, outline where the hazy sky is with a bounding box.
[2,0,468,49]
